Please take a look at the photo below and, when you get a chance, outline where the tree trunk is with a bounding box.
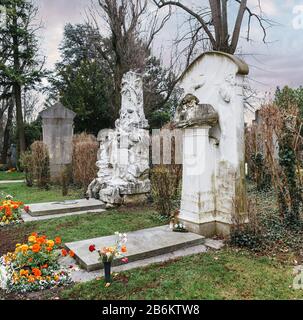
[14,84,26,154]
[12,10,26,154]
[1,99,13,164]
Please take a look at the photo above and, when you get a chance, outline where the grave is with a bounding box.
[25,198,105,217]
[87,71,150,205]
[40,102,76,181]
[174,51,249,237]
[65,226,205,271]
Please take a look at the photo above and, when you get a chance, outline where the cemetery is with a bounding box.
[1,0,303,302]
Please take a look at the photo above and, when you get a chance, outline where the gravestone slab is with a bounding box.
[65,225,205,271]
[25,199,105,217]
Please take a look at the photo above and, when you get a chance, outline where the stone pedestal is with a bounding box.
[40,102,76,181]
[175,51,249,237]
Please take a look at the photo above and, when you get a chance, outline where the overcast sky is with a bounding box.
[33,0,303,113]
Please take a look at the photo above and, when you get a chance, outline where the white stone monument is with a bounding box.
[87,71,150,205]
[174,51,249,237]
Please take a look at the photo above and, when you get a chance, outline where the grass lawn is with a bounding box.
[0,171,25,181]
[58,249,303,300]
[0,207,162,256]
[0,183,82,204]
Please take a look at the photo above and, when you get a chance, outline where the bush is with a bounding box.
[60,164,73,196]
[151,164,182,217]
[230,184,303,254]
[20,151,34,187]
[31,141,50,188]
[72,133,98,189]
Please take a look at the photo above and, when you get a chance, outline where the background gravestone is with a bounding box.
[40,102,76,180]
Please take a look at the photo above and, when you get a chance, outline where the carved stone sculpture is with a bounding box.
[174,94,219,128]
[87,71,150,205]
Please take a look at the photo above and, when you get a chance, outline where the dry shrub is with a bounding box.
[72,133,99,189]
[20,151,34,187]
[260,103,303,224]
[151,165,182,217]
[30,141,50,188]
[246,101,303,226]
[151,123,183,217]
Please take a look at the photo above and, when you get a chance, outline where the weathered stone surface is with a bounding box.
[40,102,76,180]
[25,199,105,217]
[175,51,249,237]
[87,71,150,205]
[65,225,205,271]
[174,94,219,128]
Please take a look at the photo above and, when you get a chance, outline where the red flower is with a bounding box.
[24,206,30,213]
[89,245,96,252]
[61,249,68,257]
[121,257,129,264]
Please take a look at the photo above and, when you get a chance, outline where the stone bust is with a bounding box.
[174,94,219,128]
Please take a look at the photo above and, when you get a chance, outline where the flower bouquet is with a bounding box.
[0,194,24,227]
[0,233,73,293]
[173,222,188,233]
[89,232,128,283]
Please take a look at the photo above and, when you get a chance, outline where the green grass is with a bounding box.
[60,249,303,300]
[0,171,25,181]
[21,208,162,243]
[0,183,82,204]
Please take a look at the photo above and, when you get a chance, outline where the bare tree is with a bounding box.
[153,0,275,55]
[91,0,171,119]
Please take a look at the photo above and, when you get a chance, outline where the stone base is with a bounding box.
[123,193,149,205]
[87,178,150,206]
[178,218,232,238]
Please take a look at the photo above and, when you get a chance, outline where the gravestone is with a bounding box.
[8,144,17,168]
[174,51,249,237]
[40,102,76,180]
[87,71,150,205]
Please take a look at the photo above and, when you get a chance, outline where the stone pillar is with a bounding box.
[181,126,216,234]
[40,102,76,181]
[175,51,249,237]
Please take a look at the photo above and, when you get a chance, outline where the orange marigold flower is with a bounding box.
[28,276,36,283]
[5,206,12,216]
[41,264,48,269]
[61,249,68,256]
[32,244,41,253]
[46,246,53,252]
[69,250,75,257]
[32,268,42,277]
[31,232,38,237]
[36,236,46,244]
[28,236,37,243]
[20,269,29,277]
[55,237,62,244]
[121,245,127,253]
[46,240,55,247]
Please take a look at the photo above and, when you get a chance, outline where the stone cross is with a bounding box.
[174,51,249,237]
